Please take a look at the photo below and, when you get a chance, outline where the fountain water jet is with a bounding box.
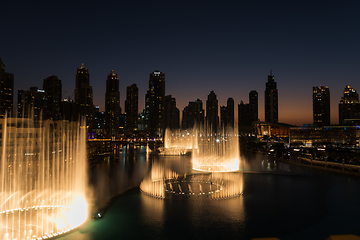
[0,117,89,240]
[158,128,198,155]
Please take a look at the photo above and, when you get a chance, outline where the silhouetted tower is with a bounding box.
[148,71,165,137]
[105,70,120,137]
[313,86,330,127]
[43,75,62,120]
[0,58,14,117]
[249,90,258,122]
[75,63,93,129]
[265,70,278,123]
[125,84,138,133]
[226,97,234,129]
[182,99,204,129]
[206,91,219,132]
[165,95,180,130]
[338,85,360,125]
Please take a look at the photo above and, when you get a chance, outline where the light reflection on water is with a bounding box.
[59,146,360,240]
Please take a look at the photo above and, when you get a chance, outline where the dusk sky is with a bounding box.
[1,0,359,126]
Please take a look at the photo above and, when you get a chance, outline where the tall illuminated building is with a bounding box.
[338,85,360,125]
[148,70,165,137]
[206,91,219,132]
[0,58,14,117]
[43,75,62,120]
[75,63,93,129]
[265,70,278,123]
[105,70,120,137]
[125,84,138,133]
[313,86,330,127]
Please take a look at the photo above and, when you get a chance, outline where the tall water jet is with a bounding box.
[158,127,198,155]
[192,126,240,172]
[0,117,89,240]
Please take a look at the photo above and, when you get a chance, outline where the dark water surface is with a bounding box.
[59,146,360,240]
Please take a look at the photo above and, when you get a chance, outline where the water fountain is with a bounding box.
[158,128,198,155]
[0,117,89,240]
[192,126,240,172]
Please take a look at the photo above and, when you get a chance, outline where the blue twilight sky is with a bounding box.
[1,0,359,126]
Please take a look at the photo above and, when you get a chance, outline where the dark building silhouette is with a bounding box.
[206,91,219,132]
[182,99,204,129]
[220,98,234,130]
[313,86,330,127]
[0,58,14,117]
[338,85,360,125]
[238,90,258,134]
[94,106,106,138]
[147,71,165,137]
[165,95,180,130]
[125,84,138,133]
[265,70,278,123]
[249,90,258,122]
[43,75,62,120]
[62,98,76,121]
[105,70,120,137]
[18,87,46,120]
[75,63,93,129]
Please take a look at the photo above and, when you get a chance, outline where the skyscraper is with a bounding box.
[0,58,14,117]
[165,95,180,130]
[265,70,278,123]
[313,86,330,127]
[206,91,219,132]
[148,71,165,137]
[105,70,120,137]
[18,87,47,120]
[249,90,258,122]
[226,97,234,129]
[182,99,204,129]
[338,85,360,125]
[125,84,138,133]
[43,75,62,120]
[75,63,93,129]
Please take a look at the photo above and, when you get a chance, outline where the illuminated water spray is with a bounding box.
[192,126,240,172]
[158,127,198,155]
[0,117,89,240]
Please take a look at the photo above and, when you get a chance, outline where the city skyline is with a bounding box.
[1,0,359,126]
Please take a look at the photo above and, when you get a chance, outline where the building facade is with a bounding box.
[43,75,62,120]
[338,85,360,125]
[0,58,14,117]
[206,91,219,132]
[265,70,278,123]
[182,99,204,129]
[165,95,180,130]
[75,63,93,129]
[147,71,165,137]
[125,84,138,133]
[105,70,120,137]
[313,86,330,127]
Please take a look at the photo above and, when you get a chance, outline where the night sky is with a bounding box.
[1,0,359,126]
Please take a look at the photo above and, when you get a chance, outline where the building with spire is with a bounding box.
[75,63,93,130]
[105,70,120,137]
[265,70,278,123]
[0,58,14,117]
[206,91,219,132]
[313,86,330,127]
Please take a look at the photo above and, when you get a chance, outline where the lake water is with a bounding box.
[59,145,360,240]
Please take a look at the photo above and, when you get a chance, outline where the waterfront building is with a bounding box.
[147,71,165,137]
[339,86,360,125]
[313,86,330,127]
[75,63,93,129]
[125,84,138,133]
[165,95,180,130]
[238,90,258,134]
[182,99,204,129]
[206,91,219,132]
[43,75,62,120]
[105,70,120,137]
[0,58,14,117]
[265,70,278,123]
